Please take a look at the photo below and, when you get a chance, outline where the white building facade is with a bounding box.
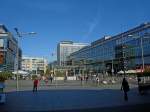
[22,56,48,74]
[57,41,88,66]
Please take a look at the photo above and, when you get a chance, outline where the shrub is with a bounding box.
[55,70,65,77]
[137,68,150,77]
[32,75,38,80]
[0,71,13,82]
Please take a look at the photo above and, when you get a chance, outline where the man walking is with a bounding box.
[121,77,130,101]
[33,78,39,92]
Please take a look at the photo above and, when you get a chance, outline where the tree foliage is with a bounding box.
[137,68,150,77]
[32,75,38,80]
[55,70,65,77]
[0,71,13,82]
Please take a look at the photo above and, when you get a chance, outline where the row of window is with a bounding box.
[69,27,150,65]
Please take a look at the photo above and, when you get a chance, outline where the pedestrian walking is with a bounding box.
[44,77,49,85]
[33,78,39,92]
[85,75,89,83]
[49,73,53,83]
[137,76,141,84]
[64,75,67,82]
[80,76,83,85]
[121,77,130,101]
[96,76,99,85]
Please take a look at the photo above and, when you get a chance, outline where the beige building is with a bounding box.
[22,56,48,74]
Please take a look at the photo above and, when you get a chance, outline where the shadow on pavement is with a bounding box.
[0,88,150,112]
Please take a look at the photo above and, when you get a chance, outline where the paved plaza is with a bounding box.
[4,79,137,92]
[0,88,150,112]
[0,80,150,112]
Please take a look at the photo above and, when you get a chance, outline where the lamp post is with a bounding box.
[14,28,36,91]
[51,52,57,86]
[111,59,114,76]
[128,33,150,72]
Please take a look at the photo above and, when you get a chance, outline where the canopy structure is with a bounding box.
[12,70,29,76]
[118,70,137,74]
[117,70,124,74]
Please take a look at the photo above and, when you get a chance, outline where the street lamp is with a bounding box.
[14,28,36,91]
[111,59,114,76]
[128,33,150,72]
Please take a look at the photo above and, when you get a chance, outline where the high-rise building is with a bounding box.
[22,56,48,74]
[0,24,21,71]
[57,41,88,66]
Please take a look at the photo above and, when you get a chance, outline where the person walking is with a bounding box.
[50,74,53,84]
[85,75,89,83]
[80,76,83,85]
[33,78,39,92]
[121,77,130,101]
[44,77,49,85]
[96,76,100,86]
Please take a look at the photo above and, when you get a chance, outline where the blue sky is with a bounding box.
[0,0,150,62]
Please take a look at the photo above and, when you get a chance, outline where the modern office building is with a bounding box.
[57,41,88,66]
[22,56,48,74]
[0,24,21,71]
[68,22,150,75]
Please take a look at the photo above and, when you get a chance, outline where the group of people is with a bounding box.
[80,76,130,101]
[33,74,54,92]
[32,75,130,101]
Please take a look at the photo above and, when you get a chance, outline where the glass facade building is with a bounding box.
[68,22,150,75]
[0,24,21,71]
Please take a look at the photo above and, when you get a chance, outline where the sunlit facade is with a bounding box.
[68,22,150,75]
[57,41,88,66]
[22,56,48,74]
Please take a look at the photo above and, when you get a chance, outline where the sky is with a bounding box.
[0,0,150,62]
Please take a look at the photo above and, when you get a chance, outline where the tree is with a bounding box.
[0,71,13,82]
[32,75,38,80]
[55,70,65,77]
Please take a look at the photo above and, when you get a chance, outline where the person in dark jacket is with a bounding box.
[121,77,130,101]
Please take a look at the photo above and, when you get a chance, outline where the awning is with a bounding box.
[12,70,29,76]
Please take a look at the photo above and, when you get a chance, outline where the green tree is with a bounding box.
[55,70,65,77]
[0,71,13,82]
[32,75,38,80]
